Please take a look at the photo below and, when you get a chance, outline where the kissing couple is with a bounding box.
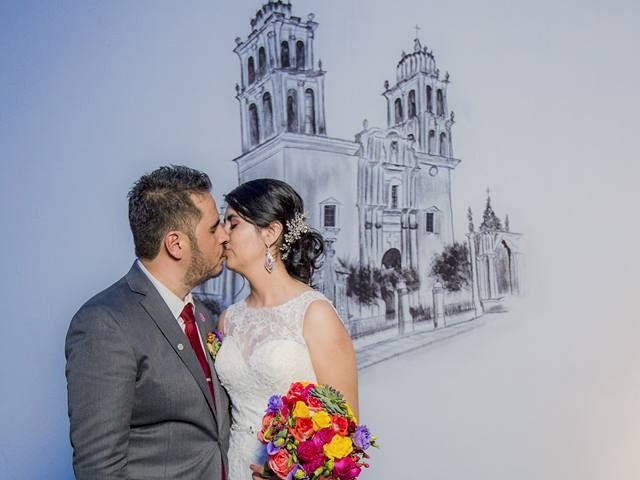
[65,165,358,479]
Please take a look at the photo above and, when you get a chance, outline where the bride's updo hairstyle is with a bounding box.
[224,179,325,284]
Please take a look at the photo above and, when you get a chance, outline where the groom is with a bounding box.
[65,165,231,479]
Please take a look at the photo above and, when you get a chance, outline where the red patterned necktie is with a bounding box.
[180,303,216,407]
[180,303,225,479]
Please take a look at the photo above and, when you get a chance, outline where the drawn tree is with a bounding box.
[338,259,379,305]
[430,242,472,291]
[339,259,421,305]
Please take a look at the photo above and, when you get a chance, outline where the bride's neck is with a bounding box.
[244,263,306,308]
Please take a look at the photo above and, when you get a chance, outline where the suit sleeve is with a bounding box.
[65,305,136,480]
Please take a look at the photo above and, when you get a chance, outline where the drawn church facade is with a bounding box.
[203,1,462,322]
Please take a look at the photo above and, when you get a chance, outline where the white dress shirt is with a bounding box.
[137,259,207,353]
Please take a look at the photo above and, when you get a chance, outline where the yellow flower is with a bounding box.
[311,410,331,431]
[292,401,310,419]
[323,435,353,460]
[345,402,358,425]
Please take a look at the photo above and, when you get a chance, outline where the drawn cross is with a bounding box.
[414,25,420,39]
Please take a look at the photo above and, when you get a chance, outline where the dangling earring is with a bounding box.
[264,244,275,273]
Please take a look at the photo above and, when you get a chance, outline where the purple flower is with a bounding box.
[266,395,283,414]
[267,441,281,456]
[353,425,371,450]
[286,464,308,480]
[214,330,224,342]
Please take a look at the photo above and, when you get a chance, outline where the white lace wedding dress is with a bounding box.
[215,290,334,480]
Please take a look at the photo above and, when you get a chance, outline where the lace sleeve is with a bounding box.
[220,303,238,337]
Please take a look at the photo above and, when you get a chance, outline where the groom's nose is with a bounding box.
[217,226,230,244]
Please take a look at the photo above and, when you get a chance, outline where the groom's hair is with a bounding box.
[128,165,212,260]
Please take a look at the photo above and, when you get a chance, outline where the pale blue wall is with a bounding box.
[1,1,638,478]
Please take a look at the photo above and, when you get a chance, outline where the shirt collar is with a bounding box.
[137,259,194,320]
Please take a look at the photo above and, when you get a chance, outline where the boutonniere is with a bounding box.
[206,331,223,361]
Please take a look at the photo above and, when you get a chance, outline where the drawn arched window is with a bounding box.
[394,98,403,124]
[439,132,447,156]
[287,89,298,132]
[249,103,260,146]
[426,85,433,112]
[258,47,267,77]
[248,57,255,85]
[296,41,305,69]
[281,41,290,68]
[428,130,436,154]
[408,90,416,118]
[304,88,315,134]
[437,89,444,116]
[262,92,273,137]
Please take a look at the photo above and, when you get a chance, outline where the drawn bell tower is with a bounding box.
[382,30,454,157]
[234,1,328,153]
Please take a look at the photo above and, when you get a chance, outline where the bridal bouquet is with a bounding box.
[258,382,378,480]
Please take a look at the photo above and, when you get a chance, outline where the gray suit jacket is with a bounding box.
[65,262,231,479]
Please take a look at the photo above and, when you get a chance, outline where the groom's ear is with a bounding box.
[261,221,283,248]
[164,231,186,260]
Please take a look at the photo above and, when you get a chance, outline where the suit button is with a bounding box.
[177,343,184,351]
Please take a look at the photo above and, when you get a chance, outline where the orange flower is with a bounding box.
[290,417,314,442]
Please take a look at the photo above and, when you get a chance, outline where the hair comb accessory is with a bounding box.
[280,212,310,260]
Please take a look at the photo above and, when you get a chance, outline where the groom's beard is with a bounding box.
[184,240,221,289]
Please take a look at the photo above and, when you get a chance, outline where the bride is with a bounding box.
[214,179,358,480]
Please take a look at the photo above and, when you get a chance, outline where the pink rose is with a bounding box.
[268,449,294,480]
[333,456,362,480]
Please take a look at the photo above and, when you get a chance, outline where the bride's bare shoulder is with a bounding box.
[302,297,348,341]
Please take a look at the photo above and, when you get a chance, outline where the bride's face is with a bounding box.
[222,207,265,274]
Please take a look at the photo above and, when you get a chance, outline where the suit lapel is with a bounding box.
[193,300,228,434]
[126,263,219,426]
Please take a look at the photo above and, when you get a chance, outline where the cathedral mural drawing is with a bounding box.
[196,1,524,338]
